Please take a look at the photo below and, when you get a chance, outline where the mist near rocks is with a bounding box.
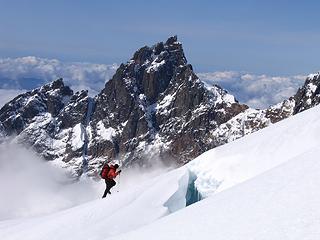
[0,143,102,220]
[0,143,174,221]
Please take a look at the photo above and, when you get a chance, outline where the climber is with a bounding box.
[100,162,121,198]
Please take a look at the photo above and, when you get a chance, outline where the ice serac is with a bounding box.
[89,36,248,166]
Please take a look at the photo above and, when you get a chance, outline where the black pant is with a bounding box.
[102,178,116,198]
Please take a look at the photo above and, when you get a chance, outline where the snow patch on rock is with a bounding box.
[96,121,116,141]
[70,123,84,151]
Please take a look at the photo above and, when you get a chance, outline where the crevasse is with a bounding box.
[164,168,202,214]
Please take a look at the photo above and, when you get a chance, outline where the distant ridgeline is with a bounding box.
[0,36,319,177]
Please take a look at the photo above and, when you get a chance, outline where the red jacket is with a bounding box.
[107,166,120,179]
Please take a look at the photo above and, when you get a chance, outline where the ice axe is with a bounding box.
[114,168,121,193]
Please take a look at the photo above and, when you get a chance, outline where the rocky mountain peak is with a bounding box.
[131,35,186,67]
[51,78,65,89]
[293,72,320,114]
[165,35,178,45]
[90,36,248,167]
[1,37,320,178]
[123,35,188,103]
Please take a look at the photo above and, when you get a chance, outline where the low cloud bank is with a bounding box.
[0,56,118,96]
[0,56,311,109]
[198,71,307,109]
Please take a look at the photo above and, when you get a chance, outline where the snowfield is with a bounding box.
[1,105,320,239]
[0,168,190,240]
[111,147,320,240]
[188,101,320,197]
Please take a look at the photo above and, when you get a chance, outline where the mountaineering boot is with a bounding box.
[102,190,112,198]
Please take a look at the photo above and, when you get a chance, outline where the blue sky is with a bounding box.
[1,0,320,74]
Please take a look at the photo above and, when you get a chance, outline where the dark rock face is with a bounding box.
[0,37,320,177]
[293,73,320,114]
[57,90,89,129]
[89,36,247,166]
[0,78,90,167]
[264,73,320,124]
[211,73,320,146]
[0,78,73,135]
[265,99,295,124]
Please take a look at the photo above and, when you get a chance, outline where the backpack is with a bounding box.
[100,163,110,179]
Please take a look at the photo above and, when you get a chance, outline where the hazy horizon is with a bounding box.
[1,0,320,75]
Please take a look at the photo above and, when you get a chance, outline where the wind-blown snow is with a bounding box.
[0,144,101,220]
[1,104,320,239]
[0,167,189,240]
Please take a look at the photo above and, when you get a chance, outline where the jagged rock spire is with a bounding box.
[1,37,320,177]
[90,36,247,166]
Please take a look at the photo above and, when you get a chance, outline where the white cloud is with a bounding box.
[0,56,310,110]
[0,56,118,96]
[198,71,307,109]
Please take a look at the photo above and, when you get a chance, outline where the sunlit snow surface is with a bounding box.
[1,105,320,239]
[188,102,320,197]
[111,147,320,240]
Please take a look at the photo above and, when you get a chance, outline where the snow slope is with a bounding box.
[1,105,320,240]
[111,146,320,240]
[0,168,190,240]
[188,103,320,197]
